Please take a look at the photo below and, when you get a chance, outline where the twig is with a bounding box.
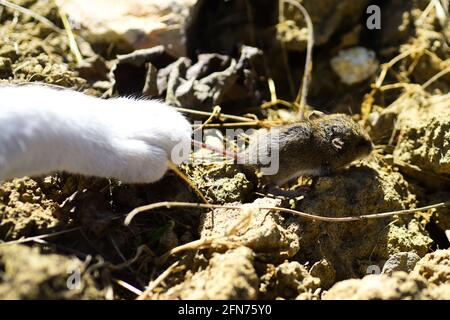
[175,107,255,123]
[192,106,221,133]
[114,279,143,296]
[263,77,298,110]
[261,99,296,109]
[127,200,450,265]
[204,120,279,128]
[167,161,209,204]
[421,65,450,89]
[374,48,423,88]
[177,106,280,128]
[109,234,139,275]
[0,227,81,246]
[361,47,425,116]
[137,261,179,300]
[376,82,423,92]
[416,0,437,26]
[108,245,153,271]
[156,235,241,266]
[156,206,255,266]
[268,78,278,103]
[278,1,297,99]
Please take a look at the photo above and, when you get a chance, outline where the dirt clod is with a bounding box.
[200,198,300,261]
[159,246,259,300]
[0,0,449,300]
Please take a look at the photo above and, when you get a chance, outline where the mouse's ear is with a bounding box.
[308,110,325,121]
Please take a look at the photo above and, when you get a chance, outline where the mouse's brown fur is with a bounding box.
[241,112,374,186]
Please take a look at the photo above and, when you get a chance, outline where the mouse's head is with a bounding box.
[309,112,373,172]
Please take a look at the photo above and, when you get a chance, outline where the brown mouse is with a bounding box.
[240,111,374,188]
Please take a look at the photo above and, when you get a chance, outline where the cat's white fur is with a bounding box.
[0,85,192,183]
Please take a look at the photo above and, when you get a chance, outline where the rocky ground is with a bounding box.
[0,0,449,299]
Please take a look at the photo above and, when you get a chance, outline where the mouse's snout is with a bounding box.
[354,134,374,162]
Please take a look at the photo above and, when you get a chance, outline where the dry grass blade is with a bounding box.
[268,77,278,103]
[133,200,450,265]
[124,200,450,226]
[362,47,425,117]
[114,279,143,296]
[192,105,221,133]
[261,78,296,110]
[0,227,81,246]
[374,48,424,88]
[201,121,274,128]
[156,234,243,266]
[58,7,83,64]
[261,98,296,109]
[421,65,450,89]
[167,161,209,204]
[177,106,280,128]
[175,107,255,123]
[281,0,314,118]
[137,261,179,300]
[109,245,152,271]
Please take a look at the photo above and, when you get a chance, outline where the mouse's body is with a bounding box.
[241,112,374,186]
[0,84,192,183]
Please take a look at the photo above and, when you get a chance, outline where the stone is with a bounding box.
[330,47,379,85]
